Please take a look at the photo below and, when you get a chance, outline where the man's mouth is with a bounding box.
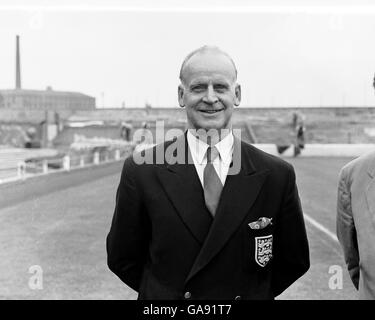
[199,109,224,114]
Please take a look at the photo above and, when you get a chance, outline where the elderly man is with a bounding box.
[106,46,310,300]
[337,150,375,299]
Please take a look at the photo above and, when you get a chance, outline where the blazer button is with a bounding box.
[235,295,241,300]
[184,291,192,299]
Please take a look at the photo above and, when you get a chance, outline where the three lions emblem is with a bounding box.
[255,235,273,267]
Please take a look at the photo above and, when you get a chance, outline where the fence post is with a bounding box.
[93,152,100,165]
[115,149,120,161]
[63,155,70,171]
[17,161,26,180]
[80,156,84,167]
[42,160,48,174]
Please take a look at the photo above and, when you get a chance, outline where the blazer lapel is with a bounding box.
[366,161,375,217]
[156,132,213,245]
[186,139,270,283]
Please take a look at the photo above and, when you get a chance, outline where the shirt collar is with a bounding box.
[187,129,234,165]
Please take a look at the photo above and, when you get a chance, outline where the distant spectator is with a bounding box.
[120,122,132,141]
[292,112,299,129]
[294,124,306,157]
[291,111,306,157]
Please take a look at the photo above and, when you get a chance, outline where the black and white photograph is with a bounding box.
[1,0,375,306]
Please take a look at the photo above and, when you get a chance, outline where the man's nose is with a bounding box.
[202,86,218,104]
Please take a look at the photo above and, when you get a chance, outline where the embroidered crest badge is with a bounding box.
[255,235,273,267]
[248,217,273,230]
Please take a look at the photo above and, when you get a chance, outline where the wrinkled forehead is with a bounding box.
[181,51,237,85]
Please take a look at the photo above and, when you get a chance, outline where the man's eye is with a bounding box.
[214,85,228,92]
[191,85,206,92]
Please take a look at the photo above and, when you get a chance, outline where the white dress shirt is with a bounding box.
[187,129,234,187]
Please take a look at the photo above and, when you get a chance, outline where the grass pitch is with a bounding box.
[0,156,359,299]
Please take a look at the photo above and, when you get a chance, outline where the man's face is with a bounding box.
[178,51,241,132]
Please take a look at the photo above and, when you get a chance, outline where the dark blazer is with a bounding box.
[106,133,310,300]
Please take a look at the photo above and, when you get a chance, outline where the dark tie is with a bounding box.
[204,146,223,217]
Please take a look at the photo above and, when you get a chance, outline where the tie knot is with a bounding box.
[206,146,220,163]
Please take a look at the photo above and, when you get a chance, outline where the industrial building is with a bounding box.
[0,35,96,110]
[0,88,95,110]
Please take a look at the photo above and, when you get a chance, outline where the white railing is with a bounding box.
[0,146,134,184]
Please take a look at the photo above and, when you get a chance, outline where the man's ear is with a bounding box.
[178,85,185,108]
[234,83,241,106]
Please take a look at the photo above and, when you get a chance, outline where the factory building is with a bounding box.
[0,35,96,110]
[0,88,95,110]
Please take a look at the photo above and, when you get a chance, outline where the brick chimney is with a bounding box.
[16,35,21,89]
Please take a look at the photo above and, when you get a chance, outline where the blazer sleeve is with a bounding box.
[336,166,359,289]
[271,165,310,297]
[106,156,150,292]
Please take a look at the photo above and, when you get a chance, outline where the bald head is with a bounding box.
[179,46,238,85]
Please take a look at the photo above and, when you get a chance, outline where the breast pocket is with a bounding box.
[242,224,274,272]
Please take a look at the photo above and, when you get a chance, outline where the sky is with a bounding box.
[0,0,375,108]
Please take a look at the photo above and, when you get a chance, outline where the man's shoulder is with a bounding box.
[240,140,294,173]
[340,149,375,179]
[124,138,178,169]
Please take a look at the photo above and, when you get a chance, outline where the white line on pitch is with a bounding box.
[303,213,339,243]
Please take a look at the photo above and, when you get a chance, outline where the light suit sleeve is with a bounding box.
[336,166,359,289]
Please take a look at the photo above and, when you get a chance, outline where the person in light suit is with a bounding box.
[337,150,375,299]
[106,45,310,300]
